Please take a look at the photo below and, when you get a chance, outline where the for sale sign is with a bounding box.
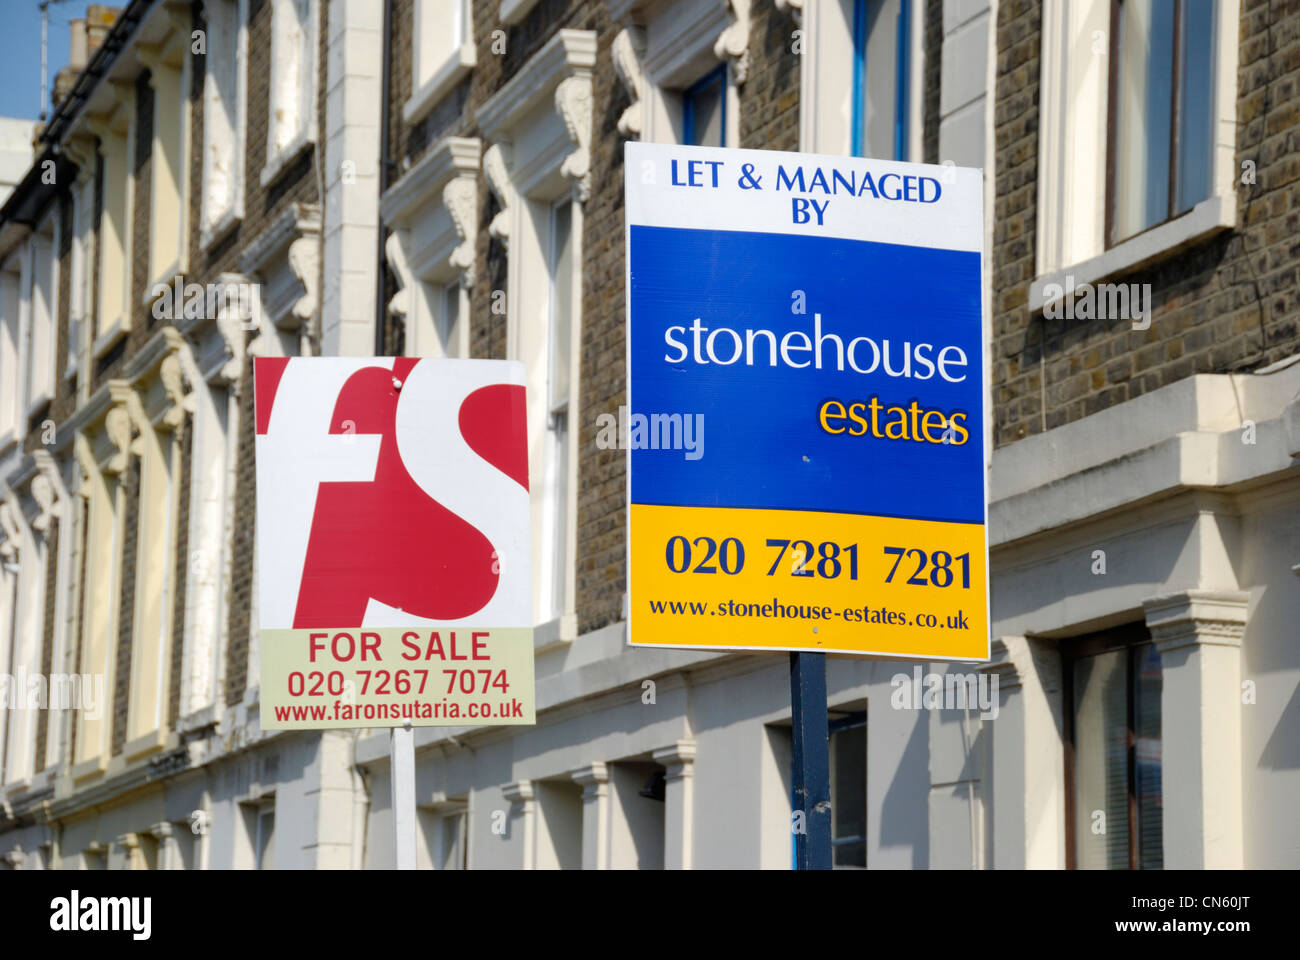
[253,357,535,728]
[625,142,989,660]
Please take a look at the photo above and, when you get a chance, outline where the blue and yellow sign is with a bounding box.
[625,142,988,660]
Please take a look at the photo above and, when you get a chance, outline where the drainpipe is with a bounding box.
[374,0,394,356]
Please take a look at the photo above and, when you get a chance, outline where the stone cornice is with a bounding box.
[380,137,480,229]
[475,30,597,141]
[239,202,321,277]
[1144,589,1250,653]
[652,740,697,777]
[502,780,535,804]
[570,761,609,788]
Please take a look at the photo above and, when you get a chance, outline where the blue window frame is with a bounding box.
[851,0,911,160]
[682,64,727,147]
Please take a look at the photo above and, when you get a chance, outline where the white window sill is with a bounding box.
[70,755,107,784]
[1030,193,1237,313]
[200,207,244,253]
[143,263,184,307]
[122,727,168,762]
[260,130,316,189]
[93,317,130,359]
[404,42,476,127]
[500,0,542,26]
[534,611,577,652]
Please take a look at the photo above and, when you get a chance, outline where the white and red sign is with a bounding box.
[253,357,535,729]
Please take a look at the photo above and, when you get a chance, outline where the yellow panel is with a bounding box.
[630,503,988,660]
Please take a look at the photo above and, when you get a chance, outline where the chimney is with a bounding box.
[69,19,88,71]
[51,7,121,113]
[84,5,122,58]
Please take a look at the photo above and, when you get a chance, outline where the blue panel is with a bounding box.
[628,225,985,525]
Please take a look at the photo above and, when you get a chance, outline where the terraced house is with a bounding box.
[1,0,1298,870]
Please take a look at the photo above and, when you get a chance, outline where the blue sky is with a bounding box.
[0,1,98,121]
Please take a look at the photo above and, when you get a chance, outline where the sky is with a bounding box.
[0,1,99,121]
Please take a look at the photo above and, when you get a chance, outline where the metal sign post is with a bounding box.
[391,721,416,869]
[790,652,832,869]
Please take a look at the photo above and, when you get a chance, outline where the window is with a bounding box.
[540,198,574,623]
[1032,0,1233,304]
[142,32,191,286]
[439,282,463,358]
[474,29,594,631]
[1064,624,1163,870]
[852,0,911,160]
[244,798,276,870]
[72,426,126,774]
[124,407,178,753]
[682,65,726,147]
[263,0,317,183]
[407,0,475,124]
[0,261,19,438]
[96,122,133,346]
[201,0,248,244]
[420,804,468,870]
[66,173,94,381]
[828,711,867,868]
[1107,0,1215,245]
[26,221,58,414]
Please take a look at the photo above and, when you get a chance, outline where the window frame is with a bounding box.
[1103,0,1214,249]
[200,0,249,249]
[261,0,318,187]
[1062,621,1161,871]
[406,0,476,125]
[681,64,728,147]
[850,0,913,160]
[1031,0,1237,312]
[827,710,867,868]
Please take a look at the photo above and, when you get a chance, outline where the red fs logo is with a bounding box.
[253,358,531,630]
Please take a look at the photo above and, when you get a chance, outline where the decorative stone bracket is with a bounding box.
[31,450,68,535]
[715,0,752,85]
[443,175,479,289]
[483,144,515,250]
[612,27,646,140]
[556,76,594,201]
